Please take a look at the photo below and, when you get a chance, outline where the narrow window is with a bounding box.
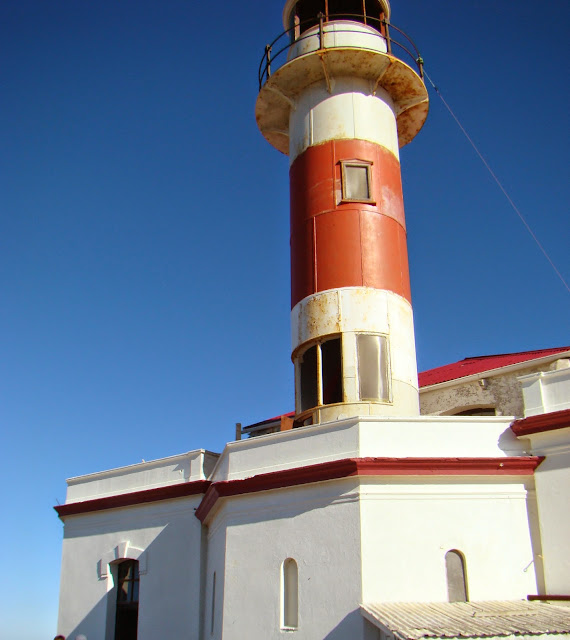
[357,334,390,401]
[211,572,216,635]
[445,550,468,602]
[341,161,373,202]
[300,345,318,411]
[282,558,298,629]
[115,560,139,640]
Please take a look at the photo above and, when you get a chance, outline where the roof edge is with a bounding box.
[420,349,570,392]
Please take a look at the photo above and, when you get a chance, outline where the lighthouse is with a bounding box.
[54,4,569,638]
[256,0,428,426]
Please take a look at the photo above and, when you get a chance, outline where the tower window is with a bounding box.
[281,558,299,629]
[340,161,374,203]
[357,334,390,402]
[299,344,318,411]
[321,337,342,405]
[115,560,139,640]
[445,550,468,602]
[298,337,343,412]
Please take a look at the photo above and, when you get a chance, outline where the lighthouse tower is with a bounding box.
[256,0,428,426]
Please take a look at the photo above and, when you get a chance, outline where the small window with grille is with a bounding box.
[340,161,374,203]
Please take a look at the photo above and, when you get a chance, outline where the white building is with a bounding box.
[56,347,570,640]
[55,1,570,638]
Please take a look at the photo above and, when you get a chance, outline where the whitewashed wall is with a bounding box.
[205,479,378,640]
[519,427,570,595]
[360,479,539,603]
[57,497,205,640]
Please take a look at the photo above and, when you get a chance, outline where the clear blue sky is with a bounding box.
[1,1,568,637]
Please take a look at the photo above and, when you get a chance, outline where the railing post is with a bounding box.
[318,12,325,50]
[265,44,272,79]
[384,21,392,55]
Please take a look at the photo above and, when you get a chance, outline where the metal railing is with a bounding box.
[258,12,424,90]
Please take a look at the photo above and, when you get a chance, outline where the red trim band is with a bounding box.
[528,595,570,602]
[55,480,210,517]
[511,408,570,436]
[195,456,543,523]
[55,457,543,520]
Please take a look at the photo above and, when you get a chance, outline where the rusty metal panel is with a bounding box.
[315,208,363,291]
[291,220,315,308]
[360,211,411,301]
[289,139,411,307]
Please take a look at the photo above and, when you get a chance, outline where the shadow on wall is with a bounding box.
[63,592,110,640]
[59,514,205,640]
[323,609,380,640]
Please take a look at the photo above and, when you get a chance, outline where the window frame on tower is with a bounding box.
[296,335,343,413]
[356,332,391,403]
[340,160,375,204]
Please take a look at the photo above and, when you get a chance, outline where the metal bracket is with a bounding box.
[318,52,333,94]
[372,60,392,96]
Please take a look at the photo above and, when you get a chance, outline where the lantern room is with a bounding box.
[283,0,391,36]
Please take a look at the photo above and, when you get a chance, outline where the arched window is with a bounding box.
[115,559,139,640]
[445,550,468,602]
[452,407,496,417]
[281,558,299,629]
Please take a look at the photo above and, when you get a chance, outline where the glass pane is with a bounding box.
[132,579,139,603]
[321,338,342,405]
[118,581,129,602]
[300,345,318,411]
[357,334,389,401]
[297,0,325,34]
[329,0,364,21]
[344,165,369,200]
[118,562,131,581]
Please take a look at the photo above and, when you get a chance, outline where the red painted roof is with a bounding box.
[419,347,570,388]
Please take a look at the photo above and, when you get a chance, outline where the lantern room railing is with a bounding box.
[258,13,424,90]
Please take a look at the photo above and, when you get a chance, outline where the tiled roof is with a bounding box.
[418,347,570,388]
[361,600,570,639]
